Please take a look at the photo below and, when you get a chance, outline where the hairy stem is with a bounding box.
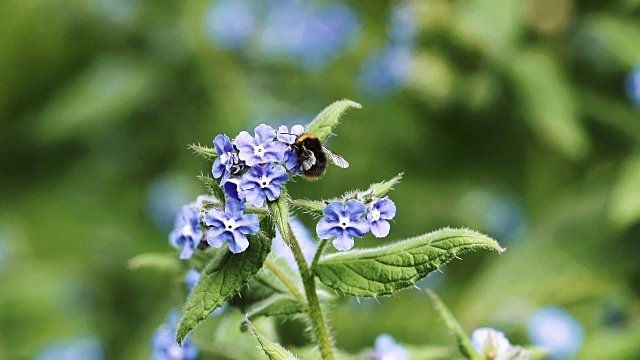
[264,259,306,304]
[284,223,335,360]
[311,238,329,268]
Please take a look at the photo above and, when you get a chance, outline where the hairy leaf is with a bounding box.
[312,228,503,297]
[246,317,301,360]
[197,174,226,203]
[176,219,273,343]
[427,290,482,360]
[189,143,219,160]
[305,99,362,143]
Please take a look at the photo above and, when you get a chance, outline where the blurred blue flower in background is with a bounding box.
[626,66,640,108]
[147,174,192,230]
[184,268,200,293]
[169,205,204,259]
[272,217,317,269]
[359,2,415,96]
[374,334,409,360]
[34,334,103,360]
[92,0,139,23]
[151,310,198,360]
[258,0,360,69]
[359,45,413,96]
[388,1,416,48]
[527,306,584,359]
[484,195,527,241]
[203,0,257,49]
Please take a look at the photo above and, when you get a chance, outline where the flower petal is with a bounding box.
[234,131,255,152]
[265,185,281,201]
[277,125,297,144]
[204,208,227,226]
[345,199,367,218]
[236,214,260,235]
[332,231,355,251]
[370,219,390,238]
[179,242,195,259]
[348,218,370,237]
[245,188,266,207]
[223,178,244,202]
[264,141,287,162]
[269,165,290,183]
[229,231,250,253]
[213,134,233,154]
[225,198,246,216]
[323,201,345,219]
[316,218,338,239]
[291,124,305,136]
[207,230,232,248]
[254,124,276,144]
[376,197,397,219]
[212,158,225,179]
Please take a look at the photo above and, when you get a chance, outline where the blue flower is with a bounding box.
[278,124,305,173]
[367,197,396,238]
[626,67,640,108]
[235,124,287,166]
[151,309,198,360]
[34,334,103,360]
[223,177,245,203]
[527,306,584,359]
[240,164,290,207]
[471,328,529,360]
[212,134,243,184]
[277,124,305,144]
[203,0,256,49]
[204,199,260,253]
[169,205,204,259]
[388,2,416,48]
[316,200,370,251]
[374,334,409,360]
[185,268,200,293]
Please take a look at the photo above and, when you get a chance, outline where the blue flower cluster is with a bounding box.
[151,310,199,360]
[203,0,360,69]
[316,196,396,251]
[359,2,416,96]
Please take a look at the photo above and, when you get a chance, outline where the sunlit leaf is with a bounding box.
[312,228,503,297]
[305,99,362,143]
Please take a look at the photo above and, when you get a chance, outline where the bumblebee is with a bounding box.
[290,133,349,180]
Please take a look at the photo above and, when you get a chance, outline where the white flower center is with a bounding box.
[181,223,194,237]
[260,175,271,188]
[167,344,184,359]
[254,145,265,155]
[338,216,350,229]
[224,218,238,232]
[220,152,230,164]
[370,208,381,222]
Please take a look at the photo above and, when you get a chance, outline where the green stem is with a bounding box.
[311,238,329,268]
[263,259,306,304]
[284,223,335,360]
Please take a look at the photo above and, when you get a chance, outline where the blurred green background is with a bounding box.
[2,0,640,359]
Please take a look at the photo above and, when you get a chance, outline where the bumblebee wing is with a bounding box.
[322,146,349,168]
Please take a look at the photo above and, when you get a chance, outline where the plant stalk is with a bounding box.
[284,223,335,360]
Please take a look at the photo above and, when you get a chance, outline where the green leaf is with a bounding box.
[305,99,362,143]
[189,143,219,160]
[246,294,305,321]
[268,189,291,244]
[426,290,482,360]
[312,228,503,297]
[507,49,589,160]
[230,271,291,312]
[176,219,273,344]
[245,317,301,360]
[127,252,182,273]
[343,172,404,203]
[197,174,226,203]
[609,153,640,228]
[289,198,327,216]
